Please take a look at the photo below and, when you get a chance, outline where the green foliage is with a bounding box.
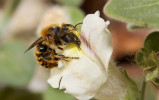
[144,32,159,52]
[0,41,36,87]
[55,0,84,6]
[124,87,139,100]
[145,82,157,100]
[127,24,148,30]
[66,6,84,33]
[66,6,84,25]
[44,86,74,100]
[136,32,159,83]
[122,70,139,100]
[0,87,42,100]
[136,48,156,68]
[105,0,159,28]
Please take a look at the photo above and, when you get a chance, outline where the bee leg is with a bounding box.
[54,53,79,61]
[63,59,69,62]
[63,56,79,60]
[74,41,81,50]
[61,56,79,62]
[51,48,79,61]
[46,37,50,45]
[42,57,52,61]
[43,53,79,63]
[57,47,63,50]
[41,52,61,62]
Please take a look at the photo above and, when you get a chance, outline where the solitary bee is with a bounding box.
[25,23,82,68]
[25,23,82,52]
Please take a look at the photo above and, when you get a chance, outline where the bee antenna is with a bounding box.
[74,22,83,28]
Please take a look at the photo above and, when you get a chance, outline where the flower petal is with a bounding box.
[48,47,106,100]
[48,11,113,100]
[95,61,129,100]
[81,11,113,72]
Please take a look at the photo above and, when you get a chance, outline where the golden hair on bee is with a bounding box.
[25,23,82,53]
[25,22,82,68]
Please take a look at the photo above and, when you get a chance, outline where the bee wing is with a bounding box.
[24,37,45,53]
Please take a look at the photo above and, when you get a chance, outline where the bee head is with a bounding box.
[45,26,60,38]
[61,24,75,34]
[61,23,82,32]
[61,33,81,50]
[60,24,81,50]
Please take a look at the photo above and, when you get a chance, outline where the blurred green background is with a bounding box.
[0,0,157,100]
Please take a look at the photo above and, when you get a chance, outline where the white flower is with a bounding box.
[48,11,138,100]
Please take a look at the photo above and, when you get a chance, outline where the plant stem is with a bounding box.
[141,78,146,100]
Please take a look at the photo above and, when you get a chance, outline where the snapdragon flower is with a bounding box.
[48,11,138,100]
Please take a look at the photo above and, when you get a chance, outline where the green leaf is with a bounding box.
[146,72,154,81]
[66,6,84,25]
[135,48,155,68]
[66,6,84,33]
[105,0,159,28]
[0,41,36,87]
[144,32,159,52]
[135,32,159,85]
[0,87,42,100]
[136,32,159,68]
[55,0,84,6]
[136,50,145,66]
[124,87,140,100]
[145,82,157,100]
[44,86,74,100]
[127,24,148,30]
[121,70,139,100]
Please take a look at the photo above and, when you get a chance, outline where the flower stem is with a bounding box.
[141,78,146,100]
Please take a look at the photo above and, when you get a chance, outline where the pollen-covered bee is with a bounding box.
[25,23,82,52]
[25,23,82,68]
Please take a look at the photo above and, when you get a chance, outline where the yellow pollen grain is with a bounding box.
[65,44,83,54]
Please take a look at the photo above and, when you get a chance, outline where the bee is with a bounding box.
[25,23,82,52]
[25,23,82,68]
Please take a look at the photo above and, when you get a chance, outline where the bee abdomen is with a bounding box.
[35,53,58,68]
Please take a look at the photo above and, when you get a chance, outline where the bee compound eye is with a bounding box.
[39,45,47,52]
[54,26,60,30]
[62,28,68,31]
[49,26,60,34]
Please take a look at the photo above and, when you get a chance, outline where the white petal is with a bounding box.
[95,61,129,100]
[81,11,113,73]
[48,47,106,100]
[48,11,113,100]
[58,61,64,68]
[48,68,63,88]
